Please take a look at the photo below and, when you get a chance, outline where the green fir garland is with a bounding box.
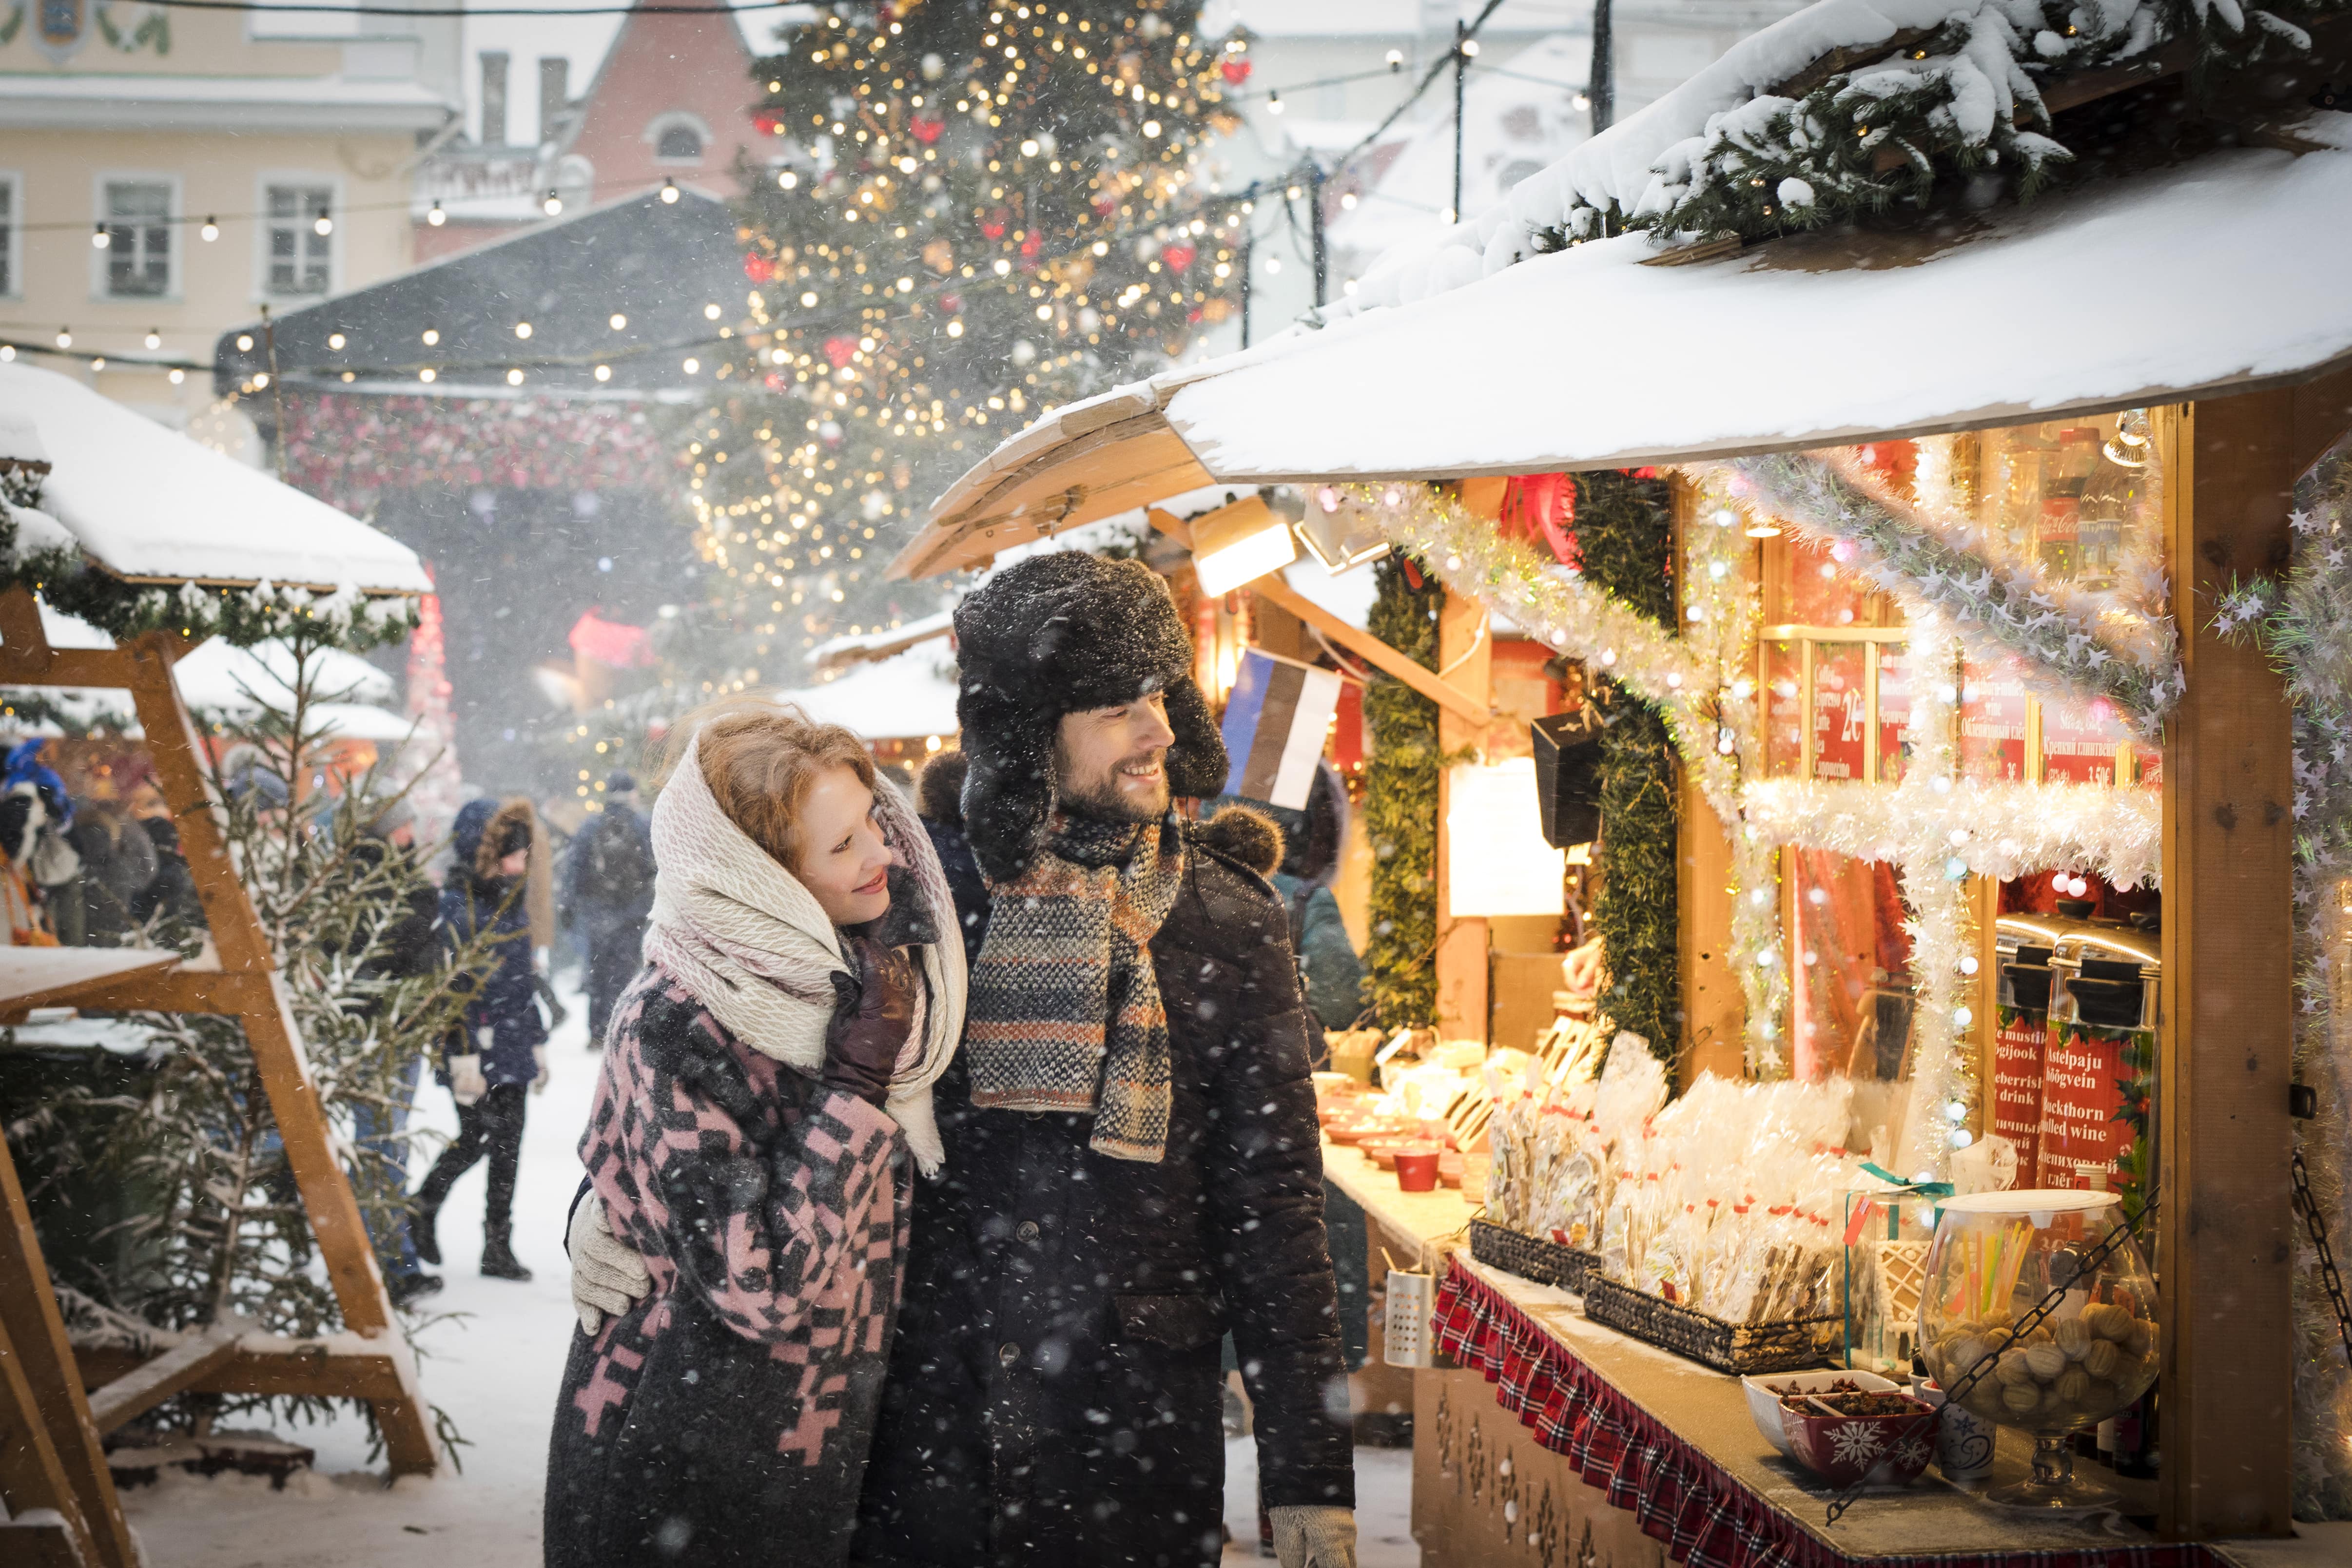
[1363,553,1443,1028]
[1577,471,1682,1071]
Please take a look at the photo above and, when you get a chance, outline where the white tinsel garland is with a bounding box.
[1712,450,2182,739]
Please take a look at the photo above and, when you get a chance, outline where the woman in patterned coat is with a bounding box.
[543,700,965,1568]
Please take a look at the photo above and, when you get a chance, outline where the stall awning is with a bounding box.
[896,127,2352,577]
[0,364,430,594]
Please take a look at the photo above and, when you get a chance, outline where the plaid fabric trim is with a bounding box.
[1433,1260,2220,1568]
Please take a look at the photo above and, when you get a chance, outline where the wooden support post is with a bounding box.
[0,1129,135,1568]
[1434,595,1491,1041]
[1677,779,1743,1084]
[118,632,437,1477]
[2158,394,2297,1540]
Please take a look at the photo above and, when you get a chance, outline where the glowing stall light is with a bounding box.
[1190,495,1296,597]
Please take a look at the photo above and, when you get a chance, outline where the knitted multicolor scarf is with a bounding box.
[966,811,1185,1163]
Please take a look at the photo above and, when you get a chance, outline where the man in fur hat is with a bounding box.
[854,554,1356,1568]
[570,555,1356,1567]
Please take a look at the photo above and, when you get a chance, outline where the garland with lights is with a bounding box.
[1362,552,1443,1029]
[1523,0,2345,251]
[681,0,1244,663]
[1718,449,2181,737]
[2210,447,2352,1519]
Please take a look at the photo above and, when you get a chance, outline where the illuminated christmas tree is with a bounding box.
[678,0,1244,667]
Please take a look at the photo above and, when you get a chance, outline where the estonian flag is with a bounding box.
[1219,648,1343,810]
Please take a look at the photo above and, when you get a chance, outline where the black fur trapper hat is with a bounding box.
[953,552,1227,881]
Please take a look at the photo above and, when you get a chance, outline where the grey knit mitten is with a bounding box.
[1269,1505,1358,1568]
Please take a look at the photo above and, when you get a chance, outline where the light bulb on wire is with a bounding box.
[201,216,220,242]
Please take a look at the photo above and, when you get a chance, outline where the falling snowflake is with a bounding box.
[1827,1422,1886,1468]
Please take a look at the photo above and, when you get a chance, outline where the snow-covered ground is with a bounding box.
[118,973,1420,1565]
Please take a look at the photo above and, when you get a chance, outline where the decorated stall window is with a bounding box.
[1788,850,1915,1089]
[1919,414,2164,598]
[1959,656,2031,784]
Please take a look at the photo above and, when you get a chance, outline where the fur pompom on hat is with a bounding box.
[953,554,1227,881]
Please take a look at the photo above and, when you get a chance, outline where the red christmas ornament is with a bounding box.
[981,215,1007,240]
[764,372,788,391]
[1018,232,1041,258]
[940,293,962,313]
[1161,242,1196,271]
[1220,58,1251,86]
[910,115,944,143]
[822,336,858,368]
[743,254,778,282]
[753,112,785,136]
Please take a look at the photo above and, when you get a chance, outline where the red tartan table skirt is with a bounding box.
[1432,1258,2216,1568]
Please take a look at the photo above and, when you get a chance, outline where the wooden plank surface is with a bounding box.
[1322,1138,1478,1273]
[0,948,176,1014]
[2159,395,2297,1539]
[0,1134,133,1568]
[1436,593,1493,1041]
[72,1336,411,1405]
[85,1321,244,1433]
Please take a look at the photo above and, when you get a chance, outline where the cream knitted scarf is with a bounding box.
[641,733,965,1175]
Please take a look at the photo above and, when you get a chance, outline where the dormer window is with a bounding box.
[645,112,713,166]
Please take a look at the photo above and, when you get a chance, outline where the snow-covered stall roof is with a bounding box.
[775,644,961,741]
[0,364,429,594]
[895,127,2352,577]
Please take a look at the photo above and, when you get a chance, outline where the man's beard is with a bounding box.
[1058,753,1170,823]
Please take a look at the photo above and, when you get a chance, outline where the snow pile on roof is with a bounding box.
[777,644,960,740]
[0,364,428,594]
[1328,0,2188,319]
[809,608,955,674]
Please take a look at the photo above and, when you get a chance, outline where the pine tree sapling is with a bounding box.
[1363,553,1443,1028]
[679,1,1242,676]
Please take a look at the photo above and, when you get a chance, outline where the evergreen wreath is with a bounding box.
[1576,472,1683,1072]
[1362,553,1443,1028]
[1529,0,2345,250]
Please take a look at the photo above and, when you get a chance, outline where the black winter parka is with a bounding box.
[854,816,1353,1568]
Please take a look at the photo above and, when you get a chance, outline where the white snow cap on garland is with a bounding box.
[1327,0,2246,320]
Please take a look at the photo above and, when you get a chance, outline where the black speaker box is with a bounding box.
[1531,708,1605,849]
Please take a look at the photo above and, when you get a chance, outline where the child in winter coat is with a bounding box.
[411,797,547,1281]
[544,699,964,1568]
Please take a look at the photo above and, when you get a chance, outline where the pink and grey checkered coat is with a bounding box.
[544,966,908,1568]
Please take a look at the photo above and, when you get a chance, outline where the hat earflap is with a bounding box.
[1162,677,1229,800]
[959,706,1058,885]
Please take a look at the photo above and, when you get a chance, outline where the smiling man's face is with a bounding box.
[1054,692,1177,822]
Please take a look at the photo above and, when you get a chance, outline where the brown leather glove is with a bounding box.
[824,935,917,1104]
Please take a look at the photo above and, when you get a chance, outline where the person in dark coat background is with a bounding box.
[561,769,657,1048]
[865,556,1356,1568]
[68,797,158,946]
[346,796,448,1305]
[411,796,547,1282]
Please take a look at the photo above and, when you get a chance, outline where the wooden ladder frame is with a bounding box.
[0,586,434,1563]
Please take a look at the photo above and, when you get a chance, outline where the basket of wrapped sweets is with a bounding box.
[1484,1033,1863,1373]
[1468,1218,1599,1294]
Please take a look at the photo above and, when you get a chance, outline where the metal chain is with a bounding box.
[1822,1193,2159,1527]
[2291,1149,2352,1365]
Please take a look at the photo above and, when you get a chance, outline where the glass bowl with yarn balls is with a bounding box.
[1915,1190,2159,1511]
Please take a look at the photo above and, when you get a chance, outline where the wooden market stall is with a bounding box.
[0,363,435,1564]
[890,4,2352,1558]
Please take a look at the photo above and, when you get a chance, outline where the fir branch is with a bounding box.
[1362,554,1443,1028]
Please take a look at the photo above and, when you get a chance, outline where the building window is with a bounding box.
[655,122,703,160]
[481,50,511,146]
[266,184,333,296]
[0,177,16,297]
[104,180,173,298]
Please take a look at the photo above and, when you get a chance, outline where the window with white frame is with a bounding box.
[265,184,333,296]
[103,179,174,298]
[0,176,17,297]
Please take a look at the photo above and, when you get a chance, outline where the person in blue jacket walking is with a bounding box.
[410,797,547,1281]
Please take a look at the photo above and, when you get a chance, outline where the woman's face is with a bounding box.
[797,764,894,927]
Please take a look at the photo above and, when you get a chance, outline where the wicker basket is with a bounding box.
[1468,1219,1600,1295]
[1581,1275,1840,1374]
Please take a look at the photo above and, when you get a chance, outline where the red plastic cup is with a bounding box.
[1393,1145,1440,1192]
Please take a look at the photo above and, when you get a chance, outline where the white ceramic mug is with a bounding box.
[1918,1380,1997,1483]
